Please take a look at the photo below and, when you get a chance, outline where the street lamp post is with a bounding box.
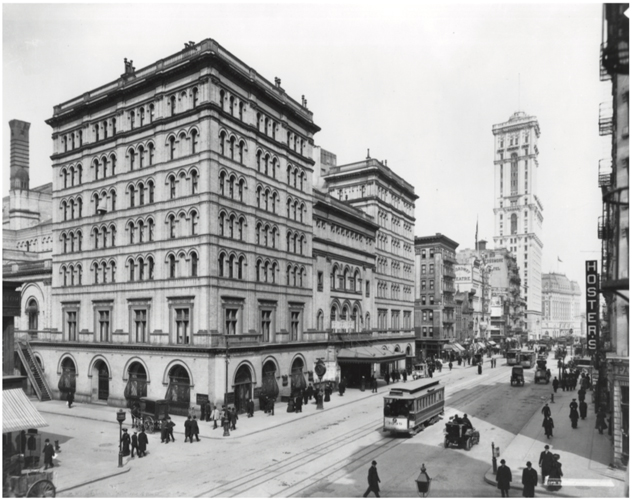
[116,409,126,468]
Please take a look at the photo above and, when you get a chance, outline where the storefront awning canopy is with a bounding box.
[453,343,466,352]
[488,340,498,346]
[443,344,463,352]
[475,342,486,350]
[3,388,48,434]
[337,346,406,364]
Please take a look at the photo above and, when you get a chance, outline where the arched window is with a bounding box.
[256,151,262,172]
[138,257,145,281]
[148,143,154,166]
[316,310,324,330]
[148,181,155,203]
[192,88,199,107]
[191,170,198,194]
[63,169,68,189]
[191,211,199,235]
[77,164,83,184]
[138,220,145,243]
[169,254,176,278]
[229,175,235,199]
[218,252,225,277]
[138,183,145,206]
[138,145,145,169]
[129,148,135,170]
[238,256,245,280]
[191,252,198,277]
[139,107,145,127]
[147,256,154,280]
[191,129,198,154]
[256,187,262,208]
[228,255,235,279]
[219,90,225,110]
[129,185,136,207]
[219,172,225,196]
[170,95,176,116]
[219,131,226,156]
[229,136,235,160]
[169,136,176,160]
[238,179,244,202]
[130,111,136,129]
[148,219,154,242]
[219,212,226,237]
[169,215,176,239]
[238,141,245,163]
[27,299,39,331]
[169,176,176,199]
[128,221,135,244]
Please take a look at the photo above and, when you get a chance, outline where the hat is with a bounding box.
[500,459,506,465]
[553,454,560,460]
[372,460,377,465]
[122,428,128,431]
[545,445,550,450]
[526,461,532,467]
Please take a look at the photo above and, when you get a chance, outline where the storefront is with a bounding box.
[337,346,406,387]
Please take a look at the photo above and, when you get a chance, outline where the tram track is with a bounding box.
[197,366,513,498]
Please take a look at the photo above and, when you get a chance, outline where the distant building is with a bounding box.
[541,273,582,339]
[492,111,543,339]
[414,233,459,359]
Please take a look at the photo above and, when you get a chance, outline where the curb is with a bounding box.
[56,466,131,494]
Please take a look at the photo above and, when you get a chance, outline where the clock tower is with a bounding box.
[492,112,543,339]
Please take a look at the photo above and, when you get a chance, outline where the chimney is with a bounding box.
[476,240,487,251]
[9,119,30,190]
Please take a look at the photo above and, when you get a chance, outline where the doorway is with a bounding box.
[234,365,252,414]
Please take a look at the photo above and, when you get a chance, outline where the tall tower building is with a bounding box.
[492,112,543,339]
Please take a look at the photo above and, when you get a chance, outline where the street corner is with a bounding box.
[56,465,131,494]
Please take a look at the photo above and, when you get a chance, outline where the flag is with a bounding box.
[558,257,563,263]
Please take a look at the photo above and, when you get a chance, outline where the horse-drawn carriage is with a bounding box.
[443,421,480,451]
[130,398,169,434]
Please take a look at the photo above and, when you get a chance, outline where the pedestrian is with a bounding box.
[522,461,538,498]
[268,398,275,416]
[384,372,390,385]
[569,399,579,429]
[303,387,309,406]
[596,407,607,434]
[324,383,332,402]
[138,429,148,457]
[542,416,554,439]
[295,393,303,413]
[579,400,588,420]
[121,428,131,457]
[247,398,255,418]
[363,460,381,497]
[428,366,434,378]
[552,377,559,393]
[496,459,512,497]
[42,438,55,469]
[541,403,551,419]
[372,376,378,393]
[161,418,169,443]
[478,363,483,375]
[200,402,207,422]
[539,445,553,484]
[185,416,193,442]
[211,405,220,429]
[191,416,200,441]
[67,391,74,409]
[578,388,586,403]
[230,407,238,430]
[222,410,231,436]
[167,417,175,442]
[402,370,407,382]
[449,361,453,371]
[131,431,139,458]
[205,400,212,422]
[547,455,563,491]
[307,383,314,401]
[338,378,346,396]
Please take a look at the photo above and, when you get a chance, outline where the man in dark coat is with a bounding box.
[303,387,309,405]
[42,438,55,469]
[543,416,554,439]
[338,379,346,396]
[579,400,588,420]
[539,445,553,484]
[384,372,390,385]
[295,393,303,413]
[191,416,200,441]
[363,460,381,497]
[230,407,238,430]
[131,431,139,458]
[268,398,275,416]
[247,398,255,418]
[67,391,74,408]
[167,417,175,442]
[522,461,538,497]
[596,408,607,434]
[161,419,169,443]
[138,429,148,457]
[569,399,579,429]
[478,363,483,375]
[205,401,212,422]
[324,384,332,402]
[402,370,407,382]
[200,402,207,422]
[552,377,559,393]
[541,403,551,418]
[496,459,512,497]
[121,429,131,457]
[184,416,193,442]
[578,388,586,403]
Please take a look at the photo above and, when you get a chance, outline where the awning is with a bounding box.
[476,342,486,350]
[3,388,48,434]
[337,346,406,364]
[488,340,498,346]
[442,344,458,352]
[453,343,466,352]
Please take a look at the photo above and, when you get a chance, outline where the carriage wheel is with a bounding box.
[26,479,56,497]
[144,416,155,433]
[465,438,472,451]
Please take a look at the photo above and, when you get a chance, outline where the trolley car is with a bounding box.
[506,349,520,366]
[383,380,445,436]
[520,351,536,369]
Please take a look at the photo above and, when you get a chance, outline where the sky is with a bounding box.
[3,2,609,294]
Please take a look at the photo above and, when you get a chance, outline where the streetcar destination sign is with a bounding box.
[585,260,599,354]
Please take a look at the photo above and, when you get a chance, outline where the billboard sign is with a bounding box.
[585,261,599,354]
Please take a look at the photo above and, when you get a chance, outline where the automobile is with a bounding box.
[444,421,480,450]
[511,366,525,386]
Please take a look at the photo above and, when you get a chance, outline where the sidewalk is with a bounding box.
[483,385,628,497]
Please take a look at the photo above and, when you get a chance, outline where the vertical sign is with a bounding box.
[585,261,599,354]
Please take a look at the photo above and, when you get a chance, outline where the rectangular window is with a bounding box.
[421,295,426,305]
[421,280,426,290]
[226,308,238,335]
[67,310,77,341]
[98,310,110,342]
[422,327,427,337]
[261,310,272,343]
[403,311,411,329]
[421,264,426,274]
[391,310,400,330]
[290,311,300,341]
[133,309,148,343]
[175,308,190,344]
[429,296,435,305]
[429,264,434,274]
[429,280,434,290]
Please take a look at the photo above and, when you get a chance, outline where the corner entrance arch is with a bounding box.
[233,364,253,414]
[58,357,77,401]
[165,364,191,416]
[91,360,110,402]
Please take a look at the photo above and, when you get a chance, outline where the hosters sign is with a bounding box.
[585,261,599,354]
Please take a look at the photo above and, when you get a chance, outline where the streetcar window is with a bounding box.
[384,399,413,417]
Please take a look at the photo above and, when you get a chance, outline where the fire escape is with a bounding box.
[14,334,53,401]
